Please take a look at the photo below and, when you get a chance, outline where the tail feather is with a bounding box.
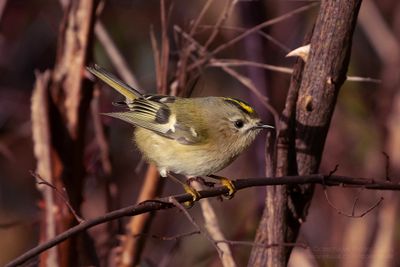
[86,64,143,101]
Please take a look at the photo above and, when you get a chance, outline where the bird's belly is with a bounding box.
[134,128,236,177]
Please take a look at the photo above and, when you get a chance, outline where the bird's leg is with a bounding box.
[207,174,236,199]
[190,176,215,188]
[167,173,200,205]
[186,176,206,185]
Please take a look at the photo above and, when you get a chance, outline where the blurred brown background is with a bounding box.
[0,0,399,266]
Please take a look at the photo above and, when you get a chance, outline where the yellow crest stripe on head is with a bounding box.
[224,98,255,114]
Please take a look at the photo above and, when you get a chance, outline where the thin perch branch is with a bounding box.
[6,173,400,267]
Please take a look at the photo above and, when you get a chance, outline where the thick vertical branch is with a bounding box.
[249,1,362,266]
[31,0,98,266]
[50,0,96,213]
[32,71,59,267]
[292,0,362,257]
[248,52,306,267]
[295,1,361,173]
[292,0,362,236]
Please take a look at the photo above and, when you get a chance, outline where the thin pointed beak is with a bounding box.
[252,123,274,130]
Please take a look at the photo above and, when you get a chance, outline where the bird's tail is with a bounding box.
[86,64,143,101]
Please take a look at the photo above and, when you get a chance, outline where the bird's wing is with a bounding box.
[87,64,204,144]
[105,97,204,145]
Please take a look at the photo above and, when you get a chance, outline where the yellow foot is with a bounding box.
[220,177,236,199]
[183,184,200,208]
[166,173,200,207]
[208,175,236,199]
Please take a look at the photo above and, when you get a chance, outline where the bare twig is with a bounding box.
[171,0,213,93]
[328,164,339,177]
[346,76,381,84]
[31,171,85,224]
[91,86,112,175]
[209,59,292,74]
[187,2,318,71]
[322,165,383,218]
[216,240,308,249]
[205,1,314,54]
[323,189,384,218]
[131,231,308,250]
[189,0,213,36]
[351,190,362,215]
[203,0,237,48]
[198,24,291,52]
[168,197,223,256]
[209,59,381,84]
[190,181,237,267]
[133,230,201,241]
[95,21,141,90]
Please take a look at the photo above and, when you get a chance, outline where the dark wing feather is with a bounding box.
[87,65,202,144]
[105,97,203,145]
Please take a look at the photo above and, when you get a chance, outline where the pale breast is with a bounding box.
[134,127,238,177]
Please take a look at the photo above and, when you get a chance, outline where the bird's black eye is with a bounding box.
[234,119,244,129]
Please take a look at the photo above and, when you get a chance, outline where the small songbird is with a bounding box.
[87,65,274,200]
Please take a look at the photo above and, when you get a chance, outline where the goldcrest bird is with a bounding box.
[87,64,274,200]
